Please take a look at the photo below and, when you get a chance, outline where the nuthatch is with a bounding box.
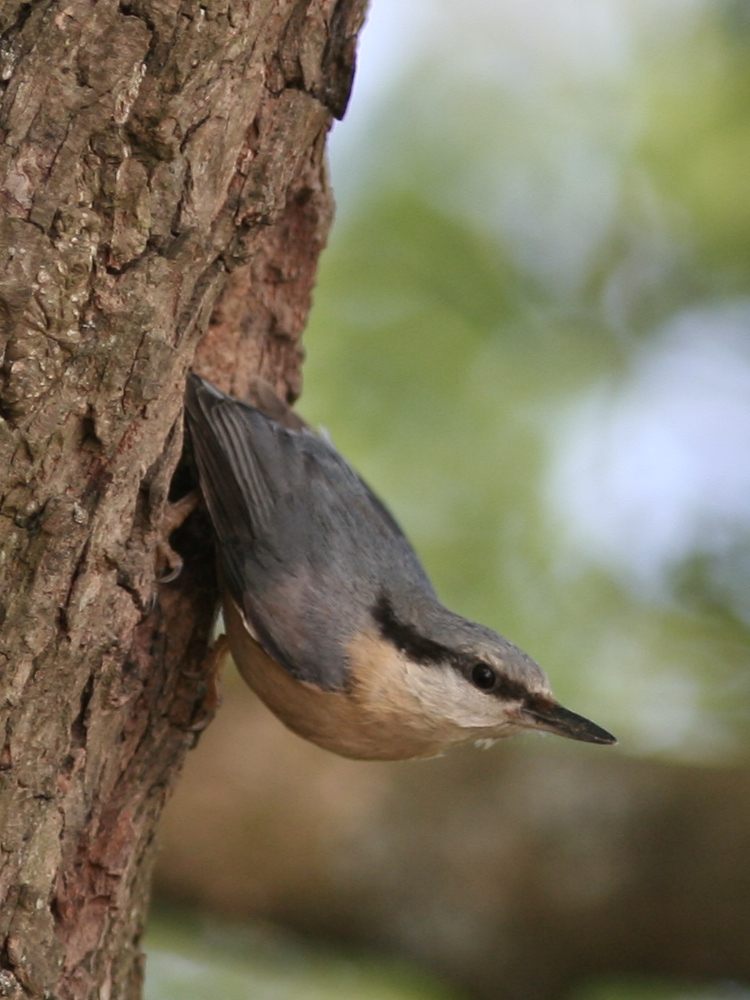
[184,372,616,761]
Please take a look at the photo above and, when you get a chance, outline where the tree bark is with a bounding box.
[0,1,366,997]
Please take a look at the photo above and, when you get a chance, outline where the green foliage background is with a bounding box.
[299,0,750,763]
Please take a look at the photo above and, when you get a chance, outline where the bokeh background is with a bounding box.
[146,0,750,997]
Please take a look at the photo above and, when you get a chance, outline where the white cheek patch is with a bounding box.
[402,660,519,730]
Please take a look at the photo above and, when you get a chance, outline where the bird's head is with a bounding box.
[346,596,616,757]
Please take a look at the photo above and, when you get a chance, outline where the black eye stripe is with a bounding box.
[493,675,528,700]
[470,663,528,699]
[373,596,452,666]
[373,595,531,701]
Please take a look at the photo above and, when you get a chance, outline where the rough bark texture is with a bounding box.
[0,0,366,997]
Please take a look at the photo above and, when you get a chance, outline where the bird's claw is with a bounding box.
[156,491,199,584]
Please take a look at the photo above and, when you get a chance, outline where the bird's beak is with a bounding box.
[520,700,617,745]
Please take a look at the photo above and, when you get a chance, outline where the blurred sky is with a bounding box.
[300,0,750,762]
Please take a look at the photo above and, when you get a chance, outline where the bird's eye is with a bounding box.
[471,663,497,691]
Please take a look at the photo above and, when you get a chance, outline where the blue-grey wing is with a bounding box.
[185,373,435,689]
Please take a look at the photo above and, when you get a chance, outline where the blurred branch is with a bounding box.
[158,684,750,1000]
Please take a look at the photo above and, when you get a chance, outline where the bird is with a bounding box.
[184,372,616,761]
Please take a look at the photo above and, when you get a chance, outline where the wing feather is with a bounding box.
[184,372,435,689]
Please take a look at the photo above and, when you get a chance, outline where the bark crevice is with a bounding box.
[0,0,368,995]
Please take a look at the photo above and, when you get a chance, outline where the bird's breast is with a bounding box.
[222,596,466,761]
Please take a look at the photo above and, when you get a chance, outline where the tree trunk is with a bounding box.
[0,1,366,997]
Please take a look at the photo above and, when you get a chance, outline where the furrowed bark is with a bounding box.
[0,0,366,996]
